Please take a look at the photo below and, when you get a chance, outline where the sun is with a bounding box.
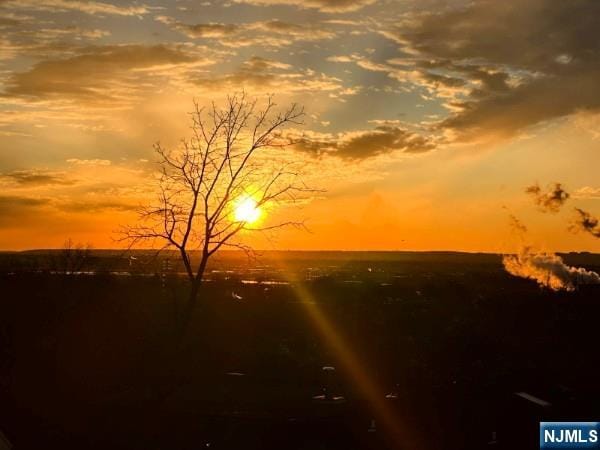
[234,195,262,224]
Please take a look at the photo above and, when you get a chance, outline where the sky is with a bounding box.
[0,0,599,252]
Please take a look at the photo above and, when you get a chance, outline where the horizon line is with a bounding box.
[2,248,600,256]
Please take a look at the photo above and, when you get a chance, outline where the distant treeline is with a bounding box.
[1,249,598,276]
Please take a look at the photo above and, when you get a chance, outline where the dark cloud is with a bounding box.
[386,0,600,143]
[3,44,201,101]
[0,194,47,209]
[440,71,600,141]
[0,193,134,228]
[1,169,73,186]
[292,125,435,159]
[0,195,49,225]
[525,182,569,213]
[397,1,599,71]
[337,126,434,159]
[414,60,513,99]
[62,200,136,213]
[570,208,600,239]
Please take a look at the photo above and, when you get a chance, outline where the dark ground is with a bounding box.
[1,251,599,449]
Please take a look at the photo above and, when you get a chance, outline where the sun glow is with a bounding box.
[234,196,262,224]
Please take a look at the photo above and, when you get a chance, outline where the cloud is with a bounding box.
[0,165,144,228]
[0,0,151,16]
[330,53,475,101]
[0,12,26,28]
[507,213,528,236]
[156,16,240,39]
[569,208,600,239]
[66,158,112,166]
[503,246,600,291]
[3,44,212,104]
[11,25,111,43]
[290,125,435,159]
[327,55,354,63]
[573,186,600,200]
[380,0,600,144]
[438,71,600,142]
[61,199,137,212]
[253,19,336,41]
[0,195,50,226]
[0,192,137,228]
[0,194,47,209]
[231,0,376,13]
[192,56,343,95]
[0,169,73,186]
[156,16,336,48]
[0,107,119,135]
[0,11,113,60]
[16,26,111,40]
[525,182,569,213]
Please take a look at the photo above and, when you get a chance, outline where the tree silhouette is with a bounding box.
[54,238,92,275]
[121,93,311,333]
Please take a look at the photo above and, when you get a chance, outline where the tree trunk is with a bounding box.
[177,255,209,346]
[177,279,201,345]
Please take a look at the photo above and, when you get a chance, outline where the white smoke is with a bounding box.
[503,246,600,291]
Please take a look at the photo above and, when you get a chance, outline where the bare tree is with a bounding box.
[54,238,92,275]
[121,93,311,332]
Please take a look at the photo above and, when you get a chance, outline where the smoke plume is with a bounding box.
[569,207,600,239]
[503,246,600,291]
[525,182,570,213]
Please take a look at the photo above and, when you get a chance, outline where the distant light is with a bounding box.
[515,391,551,407]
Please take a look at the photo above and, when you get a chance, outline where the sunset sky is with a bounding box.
[1,0,599,252]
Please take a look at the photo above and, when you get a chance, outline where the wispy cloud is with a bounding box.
[156,16,336,48]
[0,0,152,16]
[66,158,112,166]
[573,186,600,200]
[192,56,343,95]
[231,0,376,13]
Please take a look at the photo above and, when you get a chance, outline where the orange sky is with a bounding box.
[1,0,599,252]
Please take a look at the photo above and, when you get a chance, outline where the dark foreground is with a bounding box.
[1,251,600,449]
